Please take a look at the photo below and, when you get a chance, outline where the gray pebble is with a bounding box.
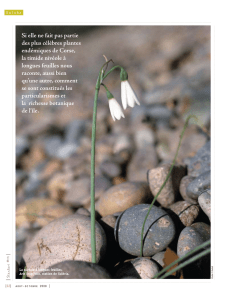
[115,204,176,256]
[148,163,186,207]
[188,140,210,177]
[64,119,86,144]
[114,257,160,279]
[134,125,156,149]
[44,136,63,157]
[16,169,27,186]
[179,175,196,204]
[100,160,122,178]
[56,142,79,160]
[64,176,90,208]
[198,189,211,221]
[16,135,29,158]
[151,251,166,267]
[127,146,158,182]
[186,170,211,200]
[177,222,210,258]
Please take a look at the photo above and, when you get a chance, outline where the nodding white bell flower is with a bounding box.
[109,98,125,121]
[121,80,140,110]
[120,68,140,110]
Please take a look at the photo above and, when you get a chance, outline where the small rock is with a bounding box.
[187,140,210,177]
[94,176,113,199]
[23,214,107,278]
[64,120,86,144]
[134,124,156,149]
[179,175,196,204]
[16,198,58,228]
[75,207,91,217]
[16,135,29,158]
[100,160,122,178]
[96,182,153,217]
[56,142,79,160]
[64,177,91,208]
[44,136,63,158]
[151,251,166,267]
[36,204,74,227]
[148,163,186,207]
[177,222,210,258]
[113,133,132,154]
[115,204,176,256]
[114,257,159,279]
[33,260,111,279]
[47,172,73,201]
[127,146,158,182]
[198,189,211,221]
[186,170,211,200]
[16,169,27,186]
[169,200,200,226]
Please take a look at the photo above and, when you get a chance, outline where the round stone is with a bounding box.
[151,251,166,267]
[114,204,176,257]
[114,257,159,279]
[36,204,73,227]
[177,222,210,258]
[75,207,91,217]
[179,175,196,204]
[187,140,210,177]
[198,189,211,221]
[100,161,122,178]
[169,200,200,226]
[64,176,91,208]
[186,170,211,200]
[16,198,58,229]
[23,214,106,278]
[33,260,111,279]
[127,147,158,182]
[96,182,153,217]
[148,163,186,207]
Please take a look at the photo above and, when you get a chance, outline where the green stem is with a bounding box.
[140,115,197,257]
[90,80,100,263]
[153,239,210,279]
[158,248,210,279]
[90,61,117,263]
[102,65,122,81]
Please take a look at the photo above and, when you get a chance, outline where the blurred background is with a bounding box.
[16,26,210,261]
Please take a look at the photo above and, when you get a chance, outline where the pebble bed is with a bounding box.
[16,26,211,279]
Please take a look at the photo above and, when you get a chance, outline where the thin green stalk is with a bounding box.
[102,65,122,81]
[90,84,100,263]
[140,115,197,257]
[153,239,210,279]
[158,248,210,279]
[90,60,117,263]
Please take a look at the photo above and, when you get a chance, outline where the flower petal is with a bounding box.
[126,81,140,106]
[121,81,128,110]
[109,98,125,121]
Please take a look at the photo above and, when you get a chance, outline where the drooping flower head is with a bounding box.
[106,89,125,122]
[120,68,140,110]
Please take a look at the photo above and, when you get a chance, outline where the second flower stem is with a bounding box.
[90,83,101,263]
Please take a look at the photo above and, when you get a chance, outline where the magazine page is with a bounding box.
[1,1,231,297]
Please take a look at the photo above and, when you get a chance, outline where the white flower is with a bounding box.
[121,80,140,110]
[109,98,125,121]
